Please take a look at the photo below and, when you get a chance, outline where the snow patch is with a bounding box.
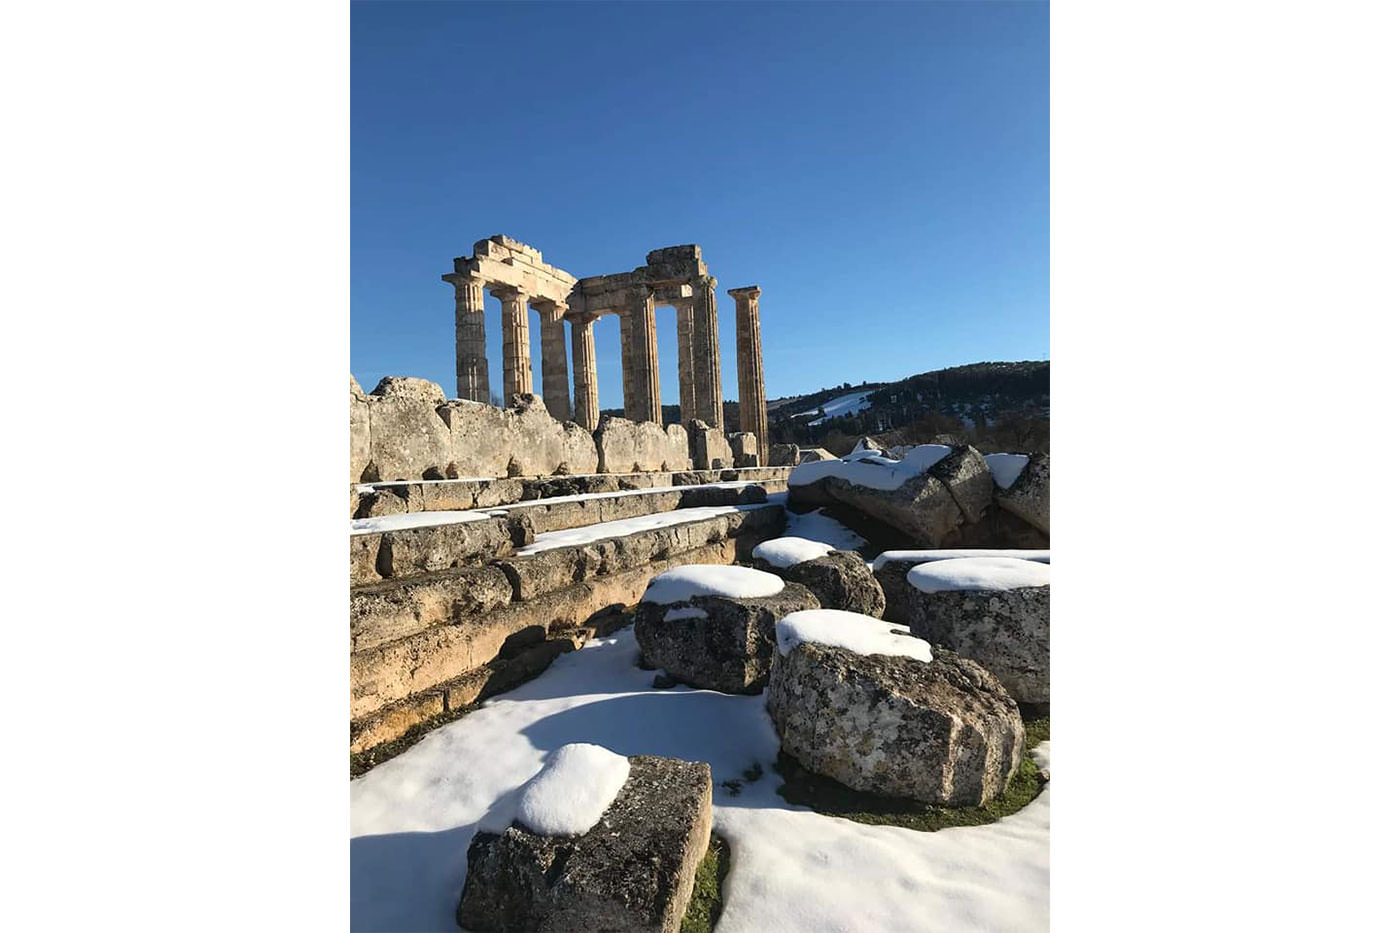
[777,609,933,662]
[788,444,952,491]
[641,565,785,604]
[984,453,1031,490]
[350,628,1049,932]
[871,549,1050,570]
[514,501,774,555]
[799,390,874,426]
[907,557,1051,593]
[753,536,834,568]
[662,606,709,622]
[783,508,867,551]
[350,509,495,537]
[510,743,631,837]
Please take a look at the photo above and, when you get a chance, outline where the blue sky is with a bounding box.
[352,1,1047,407]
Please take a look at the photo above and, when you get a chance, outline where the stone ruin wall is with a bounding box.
[351,374,769,484]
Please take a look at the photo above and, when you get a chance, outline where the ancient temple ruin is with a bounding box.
[442,236,769,462]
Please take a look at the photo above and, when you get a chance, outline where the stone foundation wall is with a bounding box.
[353,375,760,483]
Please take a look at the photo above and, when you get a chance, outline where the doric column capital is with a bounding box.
[727,285,761,300]
[693,275,717,292]
[534,299,568,323]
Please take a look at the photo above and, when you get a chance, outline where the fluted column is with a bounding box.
[536,301,571,420]
[494,286,532,401]
[442,272,490,403]
[622,288,662,424]
[691,275,723,429]
[675,298,696,424]
[729,285,767,464]
[570,314,599,431]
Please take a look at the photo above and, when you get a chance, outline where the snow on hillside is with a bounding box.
[350,628,1049,932]
[799,390,874,426]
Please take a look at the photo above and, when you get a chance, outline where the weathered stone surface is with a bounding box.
[594,416,691,473]
[370,375,447,404]
[768,638,1024,806]
[633,581,819,694]
[797,447,837,463]
[728,432,759,468]
[995,452,1049,536]
[769,443,800,466]
[351,379,371,483]
[350,565,514,652]
[364,391,454,483]
[350,534,381,585]
[458,755,712,933]
[753,550,886,617]
[373,517,516,580]
[686,419,733,470]
[790,446,995,548]
[908,584,1050,705]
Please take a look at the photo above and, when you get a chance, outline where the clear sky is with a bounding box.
[352,0,1048,407]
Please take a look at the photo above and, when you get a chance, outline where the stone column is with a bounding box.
[729,286,768,464]
[570,314,600,431]
[536,301,571,421]
[622,288,662,424]
[494,286,533,401]
[442,272,490,403]
[675,298,696,424]
[691,275,724,429]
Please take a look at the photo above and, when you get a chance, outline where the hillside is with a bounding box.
[767,360,1050,455]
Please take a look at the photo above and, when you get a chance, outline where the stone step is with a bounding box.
[352,466,791,518]
[350,485,781,585]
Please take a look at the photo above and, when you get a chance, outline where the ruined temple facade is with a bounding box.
[443,236,769,463]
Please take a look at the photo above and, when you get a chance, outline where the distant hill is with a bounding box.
[767,361,1050,455]
[599,360,1049,456]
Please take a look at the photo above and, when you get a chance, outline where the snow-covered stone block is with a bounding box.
[768,609,1025,806]
[906,558,1050,705]
[994,451,1049,535]
[457,753,712,933]
[753,546,887,618]
[633,565,820,694]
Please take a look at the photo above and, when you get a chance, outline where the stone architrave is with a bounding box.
[442,272,491,403]
[536,300,571,421]
[729,286,767,464]
[571,315,600,431]
[495,286,533,399]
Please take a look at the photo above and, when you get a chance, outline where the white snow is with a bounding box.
[871,549,1050,570]
[984,453,1031,490]
[752,536,834,568]
[783,508,867,551]
[505,743,631,837]
[350,509,495,537]
[350,628,1049,932]
[907,557,1051,593]
[776,609,933,662]
[788,444,953,491]
[513,501,776,555]
[640,565,785,604]
[662,606,709,622]
[799,390,875,426]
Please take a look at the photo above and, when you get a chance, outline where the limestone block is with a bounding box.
[665,423,693,471]
[995,452,1050,536]
[728,432,759,468]
[908,582,1050,706]
[374,517,515,579]
[753,550,886,618]
[595,415,678,473]
[350,390,371,484]
[797,447,837,463]
[686,419,733,471]
[633,578,819,694]
[365,393,453,483]
[768,631,1024,806]
[350,565,515,653]
[369,375,446,405]
[458,755,712,933]
[437,398,512,478]
[768,443,800,467]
